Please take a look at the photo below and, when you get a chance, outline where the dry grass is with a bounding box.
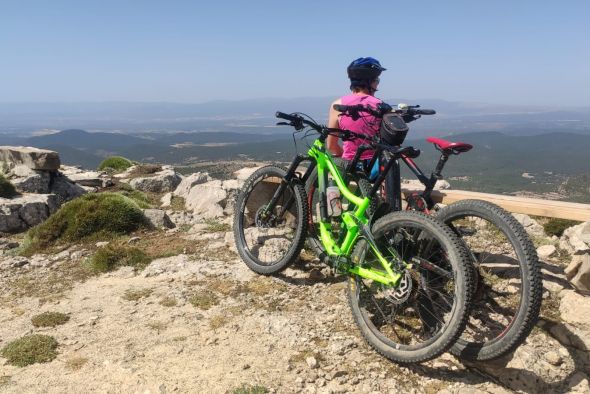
[204,219,231,233]
[31,312,70,328]
[189,291,219,310]
[65,356,88,371]
[122,288,153,301]
[159,296,178,307]
[209,314,230,330]
[146,321,167,333]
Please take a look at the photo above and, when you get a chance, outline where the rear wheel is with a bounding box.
[347,211,473,363]
[233,166,308,274]
[435,199,541,361]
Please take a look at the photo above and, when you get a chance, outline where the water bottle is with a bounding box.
[326,180,342,216]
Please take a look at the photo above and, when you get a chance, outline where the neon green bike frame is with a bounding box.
[308,140,403,286]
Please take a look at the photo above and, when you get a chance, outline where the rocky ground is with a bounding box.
[1,147,590,393]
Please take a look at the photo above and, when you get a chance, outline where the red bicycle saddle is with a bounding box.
[426,137,473,154]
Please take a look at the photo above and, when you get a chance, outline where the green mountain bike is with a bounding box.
[233,111,473,364]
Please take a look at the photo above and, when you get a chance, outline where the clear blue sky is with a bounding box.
[1,0,589,105]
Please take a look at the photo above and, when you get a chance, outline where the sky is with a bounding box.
[1,0,589,106]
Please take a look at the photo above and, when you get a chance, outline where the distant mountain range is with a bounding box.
[1,98,589,138]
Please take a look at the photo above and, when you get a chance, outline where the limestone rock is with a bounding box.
[173,172,210,198]
[11,170,51,193]
[560,221,590,255]
[513,213,545,237]
[142,209,175,229]
[560,290,590,326]
[565,254,590,294]
[50,173,87,203]
[0,146,60,170]
[185,181,227,219]
[142,254,192,277]
[537,244,556,260]
[67,171,111,188]
[0,194,59,232]
[160,192,173,208]
[130,169,182,193]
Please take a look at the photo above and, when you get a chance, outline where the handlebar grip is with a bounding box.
[414,109,436,115]
[333,104,348,112]
[276,111,298,121]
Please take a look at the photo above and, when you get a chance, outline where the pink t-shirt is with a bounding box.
[338,94,382,160]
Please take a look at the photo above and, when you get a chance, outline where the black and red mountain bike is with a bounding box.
[306,102,542,361]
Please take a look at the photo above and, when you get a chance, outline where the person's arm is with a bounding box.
[326,98,343,157]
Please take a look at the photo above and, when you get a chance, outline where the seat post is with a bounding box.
[433,153,450,179]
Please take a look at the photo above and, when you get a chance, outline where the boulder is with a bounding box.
[173,172,210,198]
[67,171,110,188]
[565,254,590,295]
[0,146,60,171]
[0,194,59,233]
[185,180,227,219]
[11,171,51,193]
[560,221,590,255]
[142,209,175,229]
[560,290,590,326]
[50,174,87,203]
[513,213,545,237]
[129,169,182,193]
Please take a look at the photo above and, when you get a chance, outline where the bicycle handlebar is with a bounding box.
[333,103,436,118]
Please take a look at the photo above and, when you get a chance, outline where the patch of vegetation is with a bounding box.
[118,190,152,209]
[0,174,18,198]
[230,384,268,394]
[543,218,581,237]
[209,314,230,330]
[146,321,167,333]
[65,356,88,371]
[159,296,177,307]
[189,291,219,310]
[31,312,70,328]
[88,244,151,273]
[204,218,231,233]
[1,334,58,367]
[22,193,148,254]
[98,156,133,172]
[170,195,186,211]
[540,290,561,322]
[122,288,153,301]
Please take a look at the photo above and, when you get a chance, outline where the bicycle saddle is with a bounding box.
[426,137,473,154]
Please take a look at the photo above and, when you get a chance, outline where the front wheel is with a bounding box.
[435,199,542,361]
[347,211,473,364]
[233,166,308,274]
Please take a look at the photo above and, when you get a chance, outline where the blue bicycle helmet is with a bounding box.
[347,57,386,81]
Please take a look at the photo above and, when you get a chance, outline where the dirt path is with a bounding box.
[0,242,588,393]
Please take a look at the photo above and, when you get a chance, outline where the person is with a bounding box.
[326,57,386,162]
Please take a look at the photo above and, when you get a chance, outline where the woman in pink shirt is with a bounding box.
[327,57,386,160]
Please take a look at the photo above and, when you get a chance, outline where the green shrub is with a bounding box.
[23,193,148,253]
[543,218,581,237]
[31,312,70,327]
[231,384,268,394]
[0,174,17,198]
[98,156,133,172]
[88,244,151,273]
[130,164,162,176]
[118,189,151,209]
[1,335,58,367]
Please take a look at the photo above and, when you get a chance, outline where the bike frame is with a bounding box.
[273,138,404,286]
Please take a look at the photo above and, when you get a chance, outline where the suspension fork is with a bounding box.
[263,155,313,217]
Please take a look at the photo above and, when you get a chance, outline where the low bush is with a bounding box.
[1,334,58,367]
[543,218,580,237]
[130,164,162,176]
[0,174,17,198]
[98,156,133,172]
[31,312,70,327]
[23,193,148,253]
[88,244,151,273]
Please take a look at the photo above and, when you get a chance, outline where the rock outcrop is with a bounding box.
[129,169,182,193]
[0,146,60,171]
